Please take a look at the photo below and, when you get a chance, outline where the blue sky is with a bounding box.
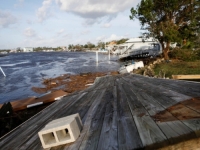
[0,0,141,49]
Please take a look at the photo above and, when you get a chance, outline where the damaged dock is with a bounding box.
[0,74,200,149]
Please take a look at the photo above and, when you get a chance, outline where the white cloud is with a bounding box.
[0,10,18,28]
[80,30,90,35]
[24,27,36,37]
[101,23,111,28]
[14,0,24,7]
[83,18,98,26]
[37,0,52,22]
[55,0,140,25]
[57,29,65,34]
[26,20,33,25]
[62,33,72,38]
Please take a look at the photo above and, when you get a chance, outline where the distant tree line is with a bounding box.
[1,38,130,52]
[33,47,62,51]
[68,38,129,50]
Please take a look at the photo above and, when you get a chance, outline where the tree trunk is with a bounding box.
[163,42,170,61]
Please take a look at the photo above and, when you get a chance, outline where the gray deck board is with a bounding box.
[1,74,200,149]
[118,78,168,148]
[130,74,200,97]
[56,88,107,150]
[78,87,110,150]
[97,86,118,150]
[116,81,143,149]
[123,75,200,138]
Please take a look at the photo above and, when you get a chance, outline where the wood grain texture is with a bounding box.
[1,74,200,150]
[118,78,168,149]
[97,86,118,150]
[116,81,143,149]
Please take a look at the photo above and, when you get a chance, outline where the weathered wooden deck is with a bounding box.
[1,74,200,149]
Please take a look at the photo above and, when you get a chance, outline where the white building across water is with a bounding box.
[23,47,33,52]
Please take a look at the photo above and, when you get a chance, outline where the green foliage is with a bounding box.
[116,38,129,44]
[68,44,73,50]
[86,42,95,49]
[154,60,200,78]
[169,48,200,61]
[130,0,200,47]
[34,47,43,51]
[97,41,105,49]
[84,44,88,48]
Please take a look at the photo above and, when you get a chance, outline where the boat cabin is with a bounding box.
[112,38,162,59]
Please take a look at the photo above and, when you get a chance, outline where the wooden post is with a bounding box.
[0,66,6,77]
[96,51,98,63]
[109,49,110,61]
[172,75,200,80]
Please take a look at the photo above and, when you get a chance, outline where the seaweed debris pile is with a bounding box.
[32,71,119,94]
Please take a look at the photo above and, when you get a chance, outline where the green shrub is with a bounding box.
[169,48,200,61]
[154,61,200,78]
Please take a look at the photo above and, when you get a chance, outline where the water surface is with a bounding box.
[0,52,120,103]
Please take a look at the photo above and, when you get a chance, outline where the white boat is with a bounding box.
[118,61,144,74]
[113,38,162,59]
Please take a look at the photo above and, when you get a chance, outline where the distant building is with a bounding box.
[23,47,33,52]
[10,49,17,53]
[106,41,117,51]
[61,46,67,51]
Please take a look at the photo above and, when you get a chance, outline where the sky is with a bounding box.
[0,0,142,49]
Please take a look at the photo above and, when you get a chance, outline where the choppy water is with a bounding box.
[0,52,120,103]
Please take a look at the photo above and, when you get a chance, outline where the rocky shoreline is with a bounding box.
[132,57,166,78]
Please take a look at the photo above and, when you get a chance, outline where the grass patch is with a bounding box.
[154,60,200,78]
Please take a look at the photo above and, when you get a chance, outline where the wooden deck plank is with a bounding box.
[65,88,107,150]
[172,75,200,80]
[11,78,109,149]
[125,75,191,103]
[21,91,97,150]
[122,75,200,136]
[1,74,200,149]
[78,87,111,150]
[141,92,196,142]
[49,88,107,150]
[97,86,118,150]
[84,76,106,91]
[118,79,168,148]
[180,98,200,114]
[130,74,200,97]
[11,93,84,149]
[116,81,143,149]
[92,76,110,90]
[125,78,181,108]
[121,77,197,143]
[181,119,200,137]
[0,93,86,149]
